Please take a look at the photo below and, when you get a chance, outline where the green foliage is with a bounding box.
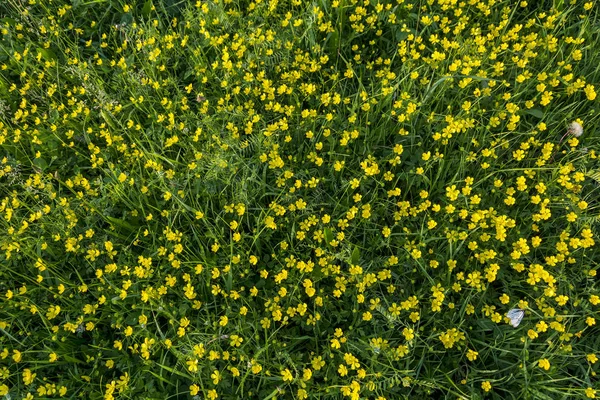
[0,0,599,399]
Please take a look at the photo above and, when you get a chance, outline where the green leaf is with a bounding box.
[100,109,117,130]
[524,108,544,118]
[324,227,333,245]
[395,30,409,42]
[105,216,136,233]
[142,0,153,17]
[0,18,17,26]
[262,388,282,400]
[311,263,323,280]
[33,157,48,171]
[326,30,339,54]
[37,47,57,61]
[225,269,232,292]
[350,245,360,265]
[586,169,600,183]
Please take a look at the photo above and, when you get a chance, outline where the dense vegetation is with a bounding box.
[0,0,599,398]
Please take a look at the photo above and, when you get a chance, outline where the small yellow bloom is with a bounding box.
[466,349,478,361]
[584,84,597,101]
[481,381,492,392]
[187,359,199,373]
[22,369,36,385]
[211,370,221,384]
[586,387,597,399]
[230,335,243,347]
[281,368,293,382]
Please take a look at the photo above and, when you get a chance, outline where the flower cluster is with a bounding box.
[0,0,599,399]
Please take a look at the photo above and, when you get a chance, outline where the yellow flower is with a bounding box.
[382,226,391,237]
[466,349,478,361]
[527,329,538,340]
[46,305,61,320]
[252,363,262,374]
[584,84,597,101]
[302,368,312,381]
[538,358,550,370]
[190,384,200,396]
[481,381,492,392]
[281,368,293,382]
[22,369,36,385]
[260,317,271,329]
[211,370,221,384]
[402,328,415,341]
[230,335,243,347]
[187,359,199,373]
[312,356,325,370]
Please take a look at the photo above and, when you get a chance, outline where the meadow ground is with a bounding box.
[0,0,599,399]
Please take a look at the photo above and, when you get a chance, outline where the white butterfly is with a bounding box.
[507,308,525,327]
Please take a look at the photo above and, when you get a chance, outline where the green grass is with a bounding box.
[0,0,599,399]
